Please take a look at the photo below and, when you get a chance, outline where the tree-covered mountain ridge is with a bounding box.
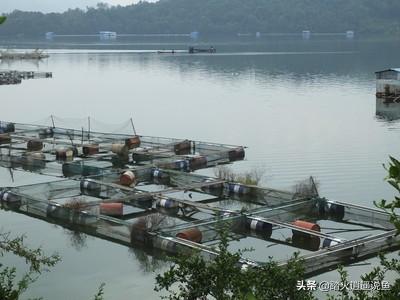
[1,0,399,36]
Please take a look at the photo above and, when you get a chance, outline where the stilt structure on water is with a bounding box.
[0,120,398,277]
[376,68,400,101]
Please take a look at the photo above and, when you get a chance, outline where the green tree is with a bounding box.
[1,1,400,36]
[378,156,400,231]
[0,231,60,300]
[0,16,6,25]
[0,230,106,300]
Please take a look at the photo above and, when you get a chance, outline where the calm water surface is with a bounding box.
[1,38,400,299]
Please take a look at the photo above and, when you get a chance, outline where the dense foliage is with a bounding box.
[1,0,400,37]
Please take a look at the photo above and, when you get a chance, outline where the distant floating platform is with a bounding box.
[0,70,52,86]
[0,49,49,60]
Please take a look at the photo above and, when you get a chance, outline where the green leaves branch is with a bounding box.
[0,231,60,300]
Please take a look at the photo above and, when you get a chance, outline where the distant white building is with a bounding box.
[302,30,311,39]
[346,30,354,39]
[375,68,400,98]
[99,31,117,39]
[45,32,55,39]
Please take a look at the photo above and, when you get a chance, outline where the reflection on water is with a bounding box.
[128,247,170,274]
[63,227,90,251]
[376,97,400,122]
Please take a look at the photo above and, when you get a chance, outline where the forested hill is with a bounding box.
[1,0,400,36]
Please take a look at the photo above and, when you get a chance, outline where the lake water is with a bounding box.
[1,37,400,299]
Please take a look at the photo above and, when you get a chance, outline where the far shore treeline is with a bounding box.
[0,0,400,37]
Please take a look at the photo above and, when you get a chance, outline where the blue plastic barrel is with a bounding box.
[226,183,247,194]
[0,190,21,209]
[152,168,168,179]
[157,198,179,209]
[322,238,342,248]
[174,160,189,171]
[246,218,272,232]
[80,180,101,197]
[327,202,345,220]
[46,203,70,220]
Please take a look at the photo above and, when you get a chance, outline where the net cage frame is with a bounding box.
[0,120,399,277]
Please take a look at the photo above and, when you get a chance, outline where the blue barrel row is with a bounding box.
[244,217,343,250]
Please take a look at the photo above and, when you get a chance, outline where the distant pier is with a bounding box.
[238,30,355,39]
[46,31,196,40]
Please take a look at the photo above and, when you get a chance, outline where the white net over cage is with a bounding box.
[31,115,137,135]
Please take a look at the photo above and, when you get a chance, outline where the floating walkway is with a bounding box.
[0,121,398,277]
[0,49,49,60]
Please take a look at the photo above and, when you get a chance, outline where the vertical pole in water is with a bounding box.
[88,116,91,142]
[7,140,13,181]
[130,117,137,135]
[310,176,319,197]
[50,115,56,149]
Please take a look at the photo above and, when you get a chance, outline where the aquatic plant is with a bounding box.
[63,197,88,211]
[214,166,265,186]
[292,177,320,198]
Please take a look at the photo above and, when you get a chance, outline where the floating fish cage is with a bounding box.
[0,122,243,176]
[0,121,399,277]
[0,70,52,85]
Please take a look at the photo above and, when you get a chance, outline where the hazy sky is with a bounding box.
[0,1,156,13]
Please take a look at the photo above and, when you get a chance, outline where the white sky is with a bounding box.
[0,1,157,13]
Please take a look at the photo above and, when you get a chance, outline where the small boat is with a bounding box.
[157,50,176,54]
[188,46,216,54]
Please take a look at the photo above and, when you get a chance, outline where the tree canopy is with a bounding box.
[0,0,400,37]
